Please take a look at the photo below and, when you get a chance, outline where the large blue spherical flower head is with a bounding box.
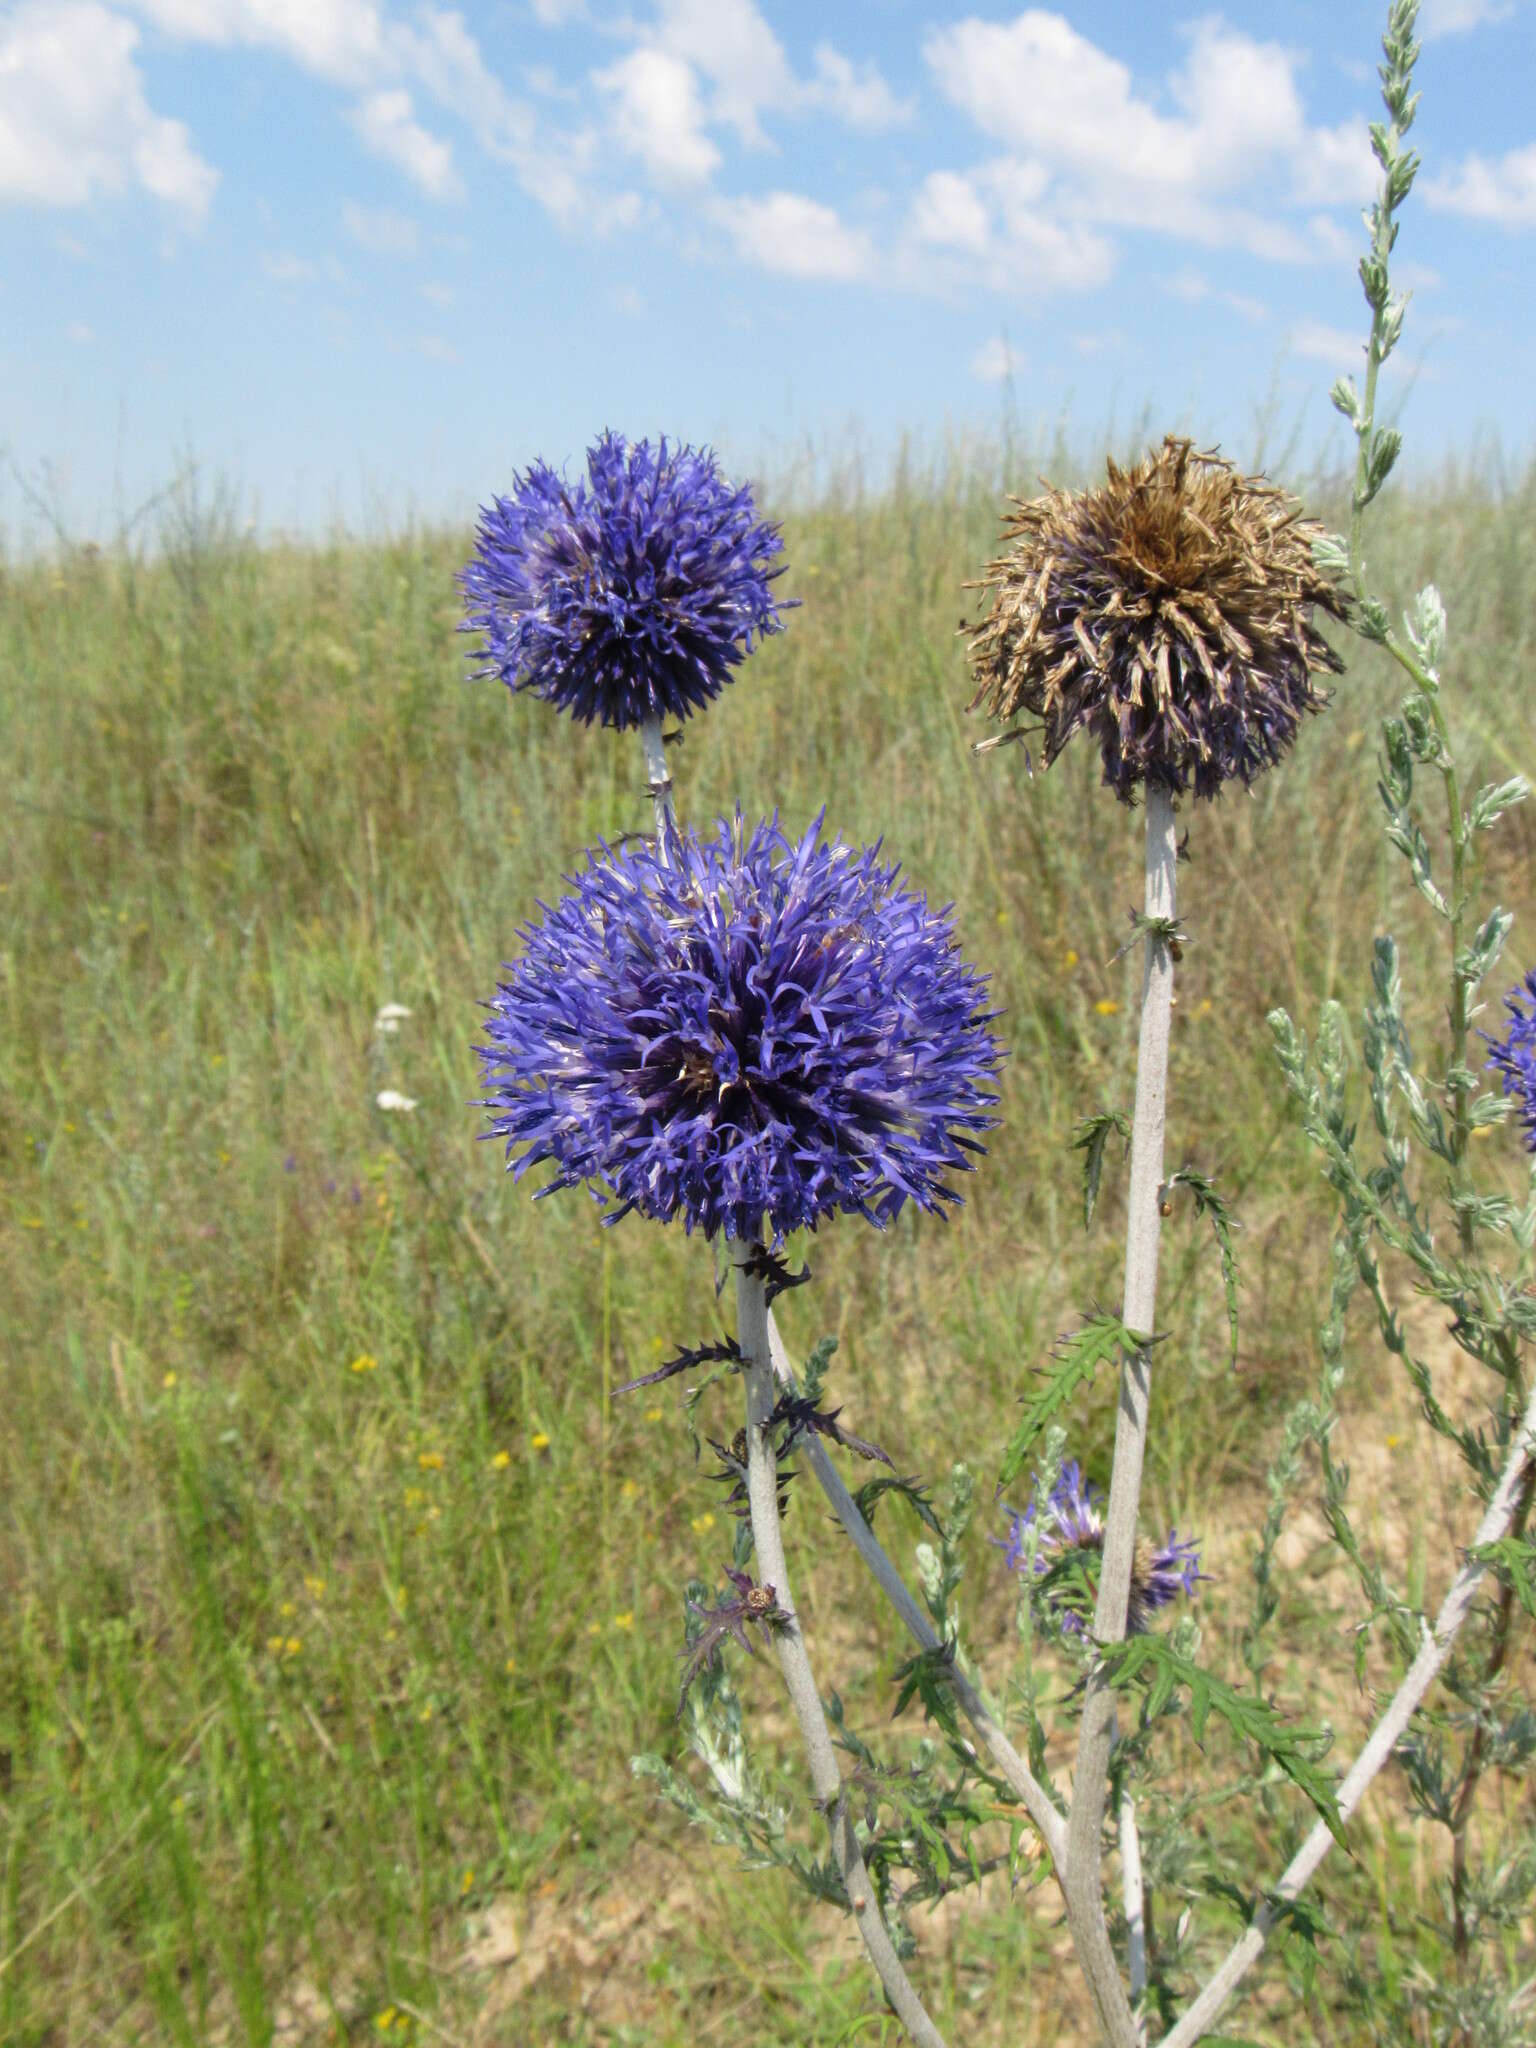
[460,431,792,730]
[1486,969,1536,1153]
[475,814,1002,1244]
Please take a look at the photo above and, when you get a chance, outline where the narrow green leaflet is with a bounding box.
[1101,1636,1345,1845]
[994,1315,1151,1497]
[1166,1168,1242,1366]
[1469,1537,1536,1622]
[1071,1108,1130,1231]
[849,1471,944,1538]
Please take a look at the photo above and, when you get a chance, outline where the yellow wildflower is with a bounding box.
[530,1431,550,1451]
[491,1450,511,1470]
[349,1353,379,1374]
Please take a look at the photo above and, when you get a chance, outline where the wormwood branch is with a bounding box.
[1161,1379,1536,2048]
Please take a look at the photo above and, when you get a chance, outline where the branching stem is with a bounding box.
[733,1251,950,2048]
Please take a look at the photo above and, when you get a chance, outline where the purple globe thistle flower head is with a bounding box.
[475,812,1002,1246]
[1486,969,1536,1152]
[993,1459,1204,1636]
[963,437,1351,805]
[460,430,793,731]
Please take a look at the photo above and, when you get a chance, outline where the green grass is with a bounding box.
[2,439,1534,2045]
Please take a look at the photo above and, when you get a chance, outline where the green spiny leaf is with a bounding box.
[995,1314,1152,1497]
[1101,1637,1345,1845]
[1071,1109,1130,1231]
[1167,1168,1241,1367]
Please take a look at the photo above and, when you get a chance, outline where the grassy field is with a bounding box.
[2,437,1534,2046]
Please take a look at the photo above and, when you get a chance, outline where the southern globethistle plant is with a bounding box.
[1486,969,1536,1152]
[475,811,1001,1245]
[962,433,1347,2046]
[995,1459,1203,1637]
[460,429,791,732]
[963,435,1350,804]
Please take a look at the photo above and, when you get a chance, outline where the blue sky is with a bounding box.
[1,0,1532,546]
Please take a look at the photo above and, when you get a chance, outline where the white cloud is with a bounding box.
[416,333,459,363]
[924,12,1373,260]
[1165,266,1269,323]
[129,0,385,86]
[711,191,872,280]
[1287,318,1366,367]
[1425,143,1536,227]
[262,249,318,280]
[1420,0,1516,34]
[598,0,908,192]
[803,45,912,132]
[349,88,463,199]
[66,319,94,343]
[0,2,219,220]
[594,49,720,188]
[972,336,1022,382]
[418,279,455,306]
[529,0,585,20]
[653,0,795,147]
[910,171,990,256]
[341,199,420,254]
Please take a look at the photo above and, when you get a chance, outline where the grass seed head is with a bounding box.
[963,435,1351,804]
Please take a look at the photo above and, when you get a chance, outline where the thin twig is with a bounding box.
[1160,1378,1536,2048]
[1065,782,1179,2047]
[733,1249,950,2048]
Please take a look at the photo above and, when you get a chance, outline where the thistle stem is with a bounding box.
[763,1310,1069,1867]
[1120,1783,1148,2032]
[1064,781,1178,2045]
[639,715,677,857]
[1160,1376,1536,2048]
[732,1251,950,2048]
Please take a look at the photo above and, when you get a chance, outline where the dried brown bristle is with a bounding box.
[962,435,1351,804]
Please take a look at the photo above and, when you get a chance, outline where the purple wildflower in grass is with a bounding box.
[1486,969,1536,1152]
[460,430,792,731]
[994,1459,1203,1636]
[475,812,1001,1245]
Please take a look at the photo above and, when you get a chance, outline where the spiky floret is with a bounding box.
[994,1459,1203,1635]
[1486,969,1536,1153]
[475,813,1001,1245]
[460,430,791,730]
[964,436,1350,804]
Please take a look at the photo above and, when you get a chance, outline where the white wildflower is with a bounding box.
[376,1090,418,1113]
[374,1003,413,1035]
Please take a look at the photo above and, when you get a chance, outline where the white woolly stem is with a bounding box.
[732,1251,950,2048]
[1159,1377,1536,2048]
[638,715,676,856]
[1120,1783,1148,2033]
[1064,781,1178,2048]
[764,1309,1069,1867]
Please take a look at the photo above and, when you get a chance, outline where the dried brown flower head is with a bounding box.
[963,436,1350,804]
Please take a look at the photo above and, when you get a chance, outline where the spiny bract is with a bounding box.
[964,435,1350,804]
[460,430,791,730]
[475,813,1001,1245]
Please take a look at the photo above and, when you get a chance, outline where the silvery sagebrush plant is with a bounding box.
[456,8,1535,2041]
